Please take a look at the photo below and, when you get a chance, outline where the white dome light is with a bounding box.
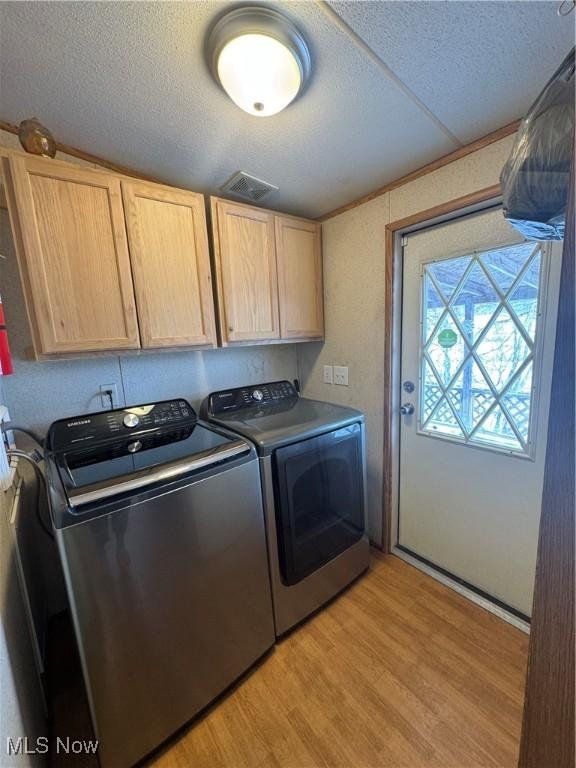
[207,7,311,118]
[218,34,302,117]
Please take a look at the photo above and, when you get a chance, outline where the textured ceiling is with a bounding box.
[328,0,575,144]
[0,1,573,217]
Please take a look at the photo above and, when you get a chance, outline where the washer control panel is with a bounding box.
[207,381,298,415]
[48,399,196,450]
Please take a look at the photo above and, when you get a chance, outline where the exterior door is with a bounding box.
[122,181,216,349]
[211,198,280,344]
[7,156,140,354]
[397,207,561,617]
[275,215,324,340]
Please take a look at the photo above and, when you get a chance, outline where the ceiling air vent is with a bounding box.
[220,171,279,203]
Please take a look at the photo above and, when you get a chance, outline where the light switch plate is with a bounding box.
[334,366,349,386]
[323,365,333,384]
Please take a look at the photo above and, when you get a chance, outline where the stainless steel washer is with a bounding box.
[45,399,275,768]
[202,381,369,636]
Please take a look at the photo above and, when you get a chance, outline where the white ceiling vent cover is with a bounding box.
[220,171,279,202]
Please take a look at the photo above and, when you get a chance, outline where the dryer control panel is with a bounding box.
[207,381,298,415]
[47,399,196,450]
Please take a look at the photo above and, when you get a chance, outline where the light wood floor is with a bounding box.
[147,553,529,768]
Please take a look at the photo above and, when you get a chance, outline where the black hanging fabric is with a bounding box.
[500,47,575,241]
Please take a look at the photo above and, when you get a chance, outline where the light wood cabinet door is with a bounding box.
[122,182,216,349]
[211,198,280,344]
[6,156,140,354]
[275,216,324,339]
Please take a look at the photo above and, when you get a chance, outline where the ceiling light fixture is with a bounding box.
[206,6,312,117]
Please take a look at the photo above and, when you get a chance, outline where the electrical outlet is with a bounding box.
[333,366,349,386]
[99,383,119,409]
[323,365,333,384]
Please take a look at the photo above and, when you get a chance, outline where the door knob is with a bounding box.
[400,403,415,416]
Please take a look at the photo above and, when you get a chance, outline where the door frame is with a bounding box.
[382,184,502,553]
[517,144,574,768]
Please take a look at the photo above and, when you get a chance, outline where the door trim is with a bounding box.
[382,184,502,552]
[517,143,575,768]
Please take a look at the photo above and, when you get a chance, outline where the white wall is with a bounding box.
[1,484,45,768]
[298,194,390,545]
[0,135,48,760]
[299,134,517,545]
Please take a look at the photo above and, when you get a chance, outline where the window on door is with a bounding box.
[420,241,545,456]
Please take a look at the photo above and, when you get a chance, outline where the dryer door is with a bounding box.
[273,423,365,585]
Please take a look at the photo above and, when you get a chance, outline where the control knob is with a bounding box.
[127,440,142,453]
[123,412,140,428]
[252,389,264,402]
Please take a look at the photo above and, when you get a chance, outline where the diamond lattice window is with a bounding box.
[419,242,544,455]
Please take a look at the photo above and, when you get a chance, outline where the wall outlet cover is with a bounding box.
[323,365,334,384]
[334,366,349,386]
[99,383,119,409]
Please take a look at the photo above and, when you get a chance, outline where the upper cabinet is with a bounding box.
[275,216,323,340]
[211,197,323,345]
[1,151,323,358]
[5,155,140,355]
[211,198,280,344]
[122,181,216,349]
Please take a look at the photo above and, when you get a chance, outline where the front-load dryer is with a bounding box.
[202,381,369,636]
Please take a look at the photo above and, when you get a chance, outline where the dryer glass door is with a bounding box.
[273,423,364,585]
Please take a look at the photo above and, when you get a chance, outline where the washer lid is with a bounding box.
[52,422,250,511]
[204,396,364,453]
